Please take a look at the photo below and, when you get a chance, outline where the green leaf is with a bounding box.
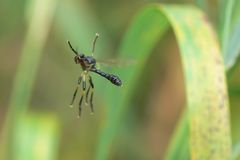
[232,142,240,160]
[165,111,189,160]
[217,0,240,69]
[218,0,240,70]
[195,0,208,12]
[95,4,231,160]
[225,18,240,69]
[218,0,235,54]
[231,1,240,28]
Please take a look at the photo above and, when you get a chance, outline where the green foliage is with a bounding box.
[0,0,58,159]
[224,17,240,69]
[195,0,208,11]
[1,0,240,160]
[96,4,231,160]
[165,111,189,160]
[14,114,59,160]
[218,0,240,69]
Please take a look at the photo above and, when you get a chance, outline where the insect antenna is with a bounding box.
[92,33,99,56]
[67,40,78,55]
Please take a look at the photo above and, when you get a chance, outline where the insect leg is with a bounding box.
[89,76,94,89]
[78,74,86,117]
[86,75,94,103]
[70,77,82,107]
[78,95,83,117]
[90,91,94,114]
[88,76,94,114]
[85,86,91,104]
[82,74,86,92]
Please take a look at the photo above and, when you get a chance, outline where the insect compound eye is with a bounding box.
[79,53,85,58]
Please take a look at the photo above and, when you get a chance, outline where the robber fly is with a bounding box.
[68,33,122,117]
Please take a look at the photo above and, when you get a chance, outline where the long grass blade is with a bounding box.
[195,0,208,12]
[232,142,240,160]
[95,4,231,160]
[225,18,240,69]
[0,0,57,159]
[165,110,189,160]
[218,0,235,61]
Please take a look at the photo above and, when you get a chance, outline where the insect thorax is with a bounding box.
[74,55,96,70]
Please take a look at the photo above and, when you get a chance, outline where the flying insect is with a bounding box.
[68,33,122,117]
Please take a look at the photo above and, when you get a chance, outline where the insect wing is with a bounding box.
[96,58,137,68]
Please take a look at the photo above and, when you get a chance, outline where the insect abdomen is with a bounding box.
[91,68,122,86]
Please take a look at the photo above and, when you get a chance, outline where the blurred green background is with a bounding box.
[0,0,240,160]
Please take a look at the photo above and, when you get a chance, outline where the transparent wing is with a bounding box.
[96,58,137,68]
